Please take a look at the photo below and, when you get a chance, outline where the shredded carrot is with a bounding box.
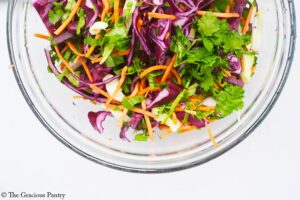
[198,106,215,112]
[138,87,161,95]
[222,69,232,77]
[213,82,220,89]
[241,54,245,73]
[113,49,130,56]
[143,1,155,6]
[161,54,177,83]
[91,56,103,64]
[139,78,146,90]
[106,66,128,106]
[118,108,128,127]
[61,45,69,54]
[159,124,170,130]
[205,120,220,147]
[242,6,254,35]
[132,107,157,118]
[131,83,140,97]
[142,101,154,141]
[113,0,120,24]
[165,32,170,40]
[251,66,256,75]
[147,12,177,20]
[197,10,239,18]
[60,64,65,71]
[73,55,81,64]
[54,45,74,74]
[225,0,235,13]
[101,0,110,21]
[90,85,110,98]
[73,95,86,100]
[172,112,178,124]
[34,33,49,40]
[66,41,85,57]
[137,18,143,33]
[54,0,82,35]
[179,4,188,11]
[159,129,172,138]
[179,125,197,133]
[79,57,94,82]
[86,34,100,58]
[140,65,181,85]
[106,104,157,118]
[90,49,129,64]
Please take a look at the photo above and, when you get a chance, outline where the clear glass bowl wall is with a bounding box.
[7,0,296,173]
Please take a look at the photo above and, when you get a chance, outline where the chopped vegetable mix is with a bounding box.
[33,0,258,145]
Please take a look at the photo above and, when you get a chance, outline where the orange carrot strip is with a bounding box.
[198,106,215,112]
[86,34,100,58]
[197,10,239,18]
[107,104,157,118]
[172,112,178,124]
[90,85,110,98]
[66,41,85,57]
[79,57,94,82]
[222,69,232,77]
[140,65,181,85]
[142,101,154,141]
[113,0,120,24]
[118,108,128,127]
[132,107,157,118]
[34,33,50,40]
[159,129,172,138]
[106,66,128,105]
[213,82,220,89]
[147,12,177,20]
[91,57,103,63]
[131,84,140,98]
[242,6,254,35]
[60,64,65,71]
[61,45,69,54]
[165,32,170,40]
[225,0,235,13]
[101,0,109,21]
[205,120,220,147]
[138,87,161,95]
[113,49,130,56]
[137,18,143,33]
[179,125,197,133]
[54,0,82,35]
[251,66,256,75]
[140,66,168,78]
[53,45,75,74]
[139,78,146,90]
[161,54,177,83]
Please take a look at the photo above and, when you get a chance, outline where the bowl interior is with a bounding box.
[8,0,295,171]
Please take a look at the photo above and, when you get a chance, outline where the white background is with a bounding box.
[0,1,299,200]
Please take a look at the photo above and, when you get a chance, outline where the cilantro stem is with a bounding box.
[163,89,187,123]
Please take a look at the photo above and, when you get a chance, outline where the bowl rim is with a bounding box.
[6,0,297,173]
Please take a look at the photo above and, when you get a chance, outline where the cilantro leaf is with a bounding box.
[48,2,64,25]
[76,8,86,35]
[197,14,221,36]
[215,84,244,118]
[105,55,125,67]
[134,133,148,142]
[170,26,192,60]
[122,96,145,109]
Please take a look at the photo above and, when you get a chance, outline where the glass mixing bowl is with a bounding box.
[7,0,296,173]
